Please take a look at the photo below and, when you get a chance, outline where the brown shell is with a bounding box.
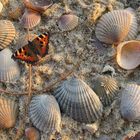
[95,9,138,44]
[20,9,41,29]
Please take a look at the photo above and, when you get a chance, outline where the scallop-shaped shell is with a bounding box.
[16,34,37,49]
[29,95,61,133]
[95,10,137,44]
[23,0,52,13]
[0,96,18,128]
[53,77,103,123]
[0,48,20,82]
[20,9,41,29]
[116,40,140,70]
[93,76,119,106]
[0,20,16,49]
[25,127,40,140]
[120,84,140,121]
[58,12,79,31]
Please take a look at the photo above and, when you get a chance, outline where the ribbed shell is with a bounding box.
[29,95,61,133]
[95,10,137,44]
[0,20,16,49]
[120,84,140,121]
[93,76,119,106]
[20,9,41,29]
[116,40,140,70]
[58,12,79,31]
[0,96,18,128]
[0,48,20,82]
[16,34,37,49]
[54,77,103,123]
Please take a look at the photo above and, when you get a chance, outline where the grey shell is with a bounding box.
[120,84,140,121]
[93,76,119,106]
[95,9,137,44]
[29,95,61,133]
[0,48,20,82]
[53,77,103,123]
[0,96,18,128]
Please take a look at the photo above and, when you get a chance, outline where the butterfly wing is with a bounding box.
[12,44,39,64]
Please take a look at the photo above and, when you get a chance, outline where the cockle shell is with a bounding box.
[95,10,137,44]
[116,40,140,70]
[0,96,18,128]
[29,95,61,133]
[58,12,79,31]
[23,0,52,13]
[0,48,20,82]
[93,76,119,106]
[120,84,140,121]
[53,77,103,123]
[0,20,16,49]
[25,127,40,140]
[20,9,41,29]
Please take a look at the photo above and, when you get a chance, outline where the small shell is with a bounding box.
[23,0,52,13]
[93,76,119,106]
[0,48,20,82]
[20,9,41,29]
[95,10,137,44]
[29,95,61,133]
[0,20,16,49]
[25,127,40,140]
[58,12,79,31]
[116,40,140,70]
[0,96,18,128]
[16,34,37,49]
[53,77,103,123]
[120,84,140,121]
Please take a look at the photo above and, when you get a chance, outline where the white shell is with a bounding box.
[0,96,18,128]
[58,12,79,31]
[0,48,20,82]
[116,40,140,70]
[95,10,137,44]
[29,95,61,133]
[93,76,119,106]
[0,20,16,49]
[54,77,103,123]
[120,84,140,121]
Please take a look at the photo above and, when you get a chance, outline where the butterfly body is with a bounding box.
[12,33,49,64]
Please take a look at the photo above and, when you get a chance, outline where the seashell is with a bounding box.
[116,40,140,70]
[16,34,37,49]
[0,20,16,49]
[53,77,103,123]
[95,10,138,44]
[93,76,119,106]
[120,84,140,121]
[23,0,53,13]
[20,9,41,29]
[25,127,40,140]
[0,2,3,13]
[0,48,20,82]
[29,95,61,133]
[0,96,18,128]
[58,12,79,31]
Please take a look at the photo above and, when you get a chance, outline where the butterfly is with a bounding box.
[12,33,49,64]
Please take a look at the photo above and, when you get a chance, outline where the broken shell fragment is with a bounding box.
[121,84,140,121]
[0,20,16,49]
[54,77,103,123]
[116,40,140,70]
[93,76,119,106]
[95,10,137,44]
[0,48,20,82]
[29,95,61,133]
[20,9,41,29]
[58,12,79,31]
[0,96,18,128]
